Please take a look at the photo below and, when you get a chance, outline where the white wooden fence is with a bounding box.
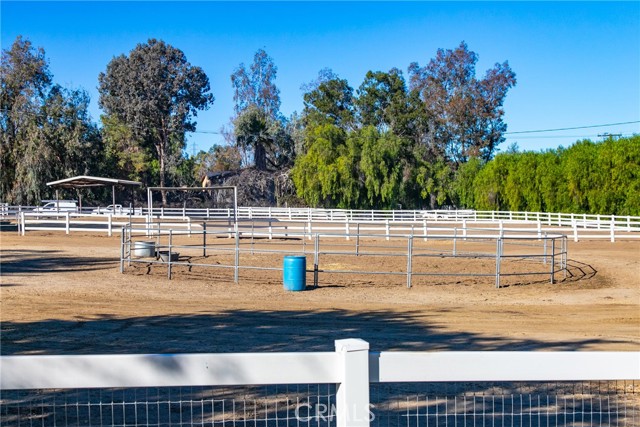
[5,206,640,241]
[1,340,639,427]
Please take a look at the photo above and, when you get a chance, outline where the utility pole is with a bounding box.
[598,133,622,140]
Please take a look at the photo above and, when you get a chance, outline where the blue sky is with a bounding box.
[2,1,639,154]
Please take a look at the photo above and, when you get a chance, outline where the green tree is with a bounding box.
[291,123,348,207]
[39,85,103,182]
[98,38,214,204]
[563,140,597,213]
[233,104,292,171]
[357,127,405,208]
[356,69,416,137]
[473,153,509,210]
[193,144,242,179]
[535,149,566,213]
[609,136,640,215]
[451,156,484,208]
[102,115,155,185]
[231,49,292,170]
[408,41,516,165]
[0,36,51,203]
[1,37,103,204]
[302,74,355,130]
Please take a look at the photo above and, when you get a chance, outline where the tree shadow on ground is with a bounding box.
[2,310,636,427]
[0,249,118,275]
[0,308,627,356]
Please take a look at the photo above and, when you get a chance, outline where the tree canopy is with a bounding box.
[3,35,637,216]
[98,38,214,202]
[230,49,293,171]
[408,41,516,165]
[1,37,101,204]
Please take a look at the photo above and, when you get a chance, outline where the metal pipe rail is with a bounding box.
[122,225,567,289]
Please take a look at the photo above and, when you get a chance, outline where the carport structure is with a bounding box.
[46,175,142,212]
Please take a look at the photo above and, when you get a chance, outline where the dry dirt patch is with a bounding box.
[1,232,638,354]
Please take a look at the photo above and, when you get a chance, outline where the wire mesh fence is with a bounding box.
[2,381,638,427]
[0,384,337,427]
[370,381,640,427]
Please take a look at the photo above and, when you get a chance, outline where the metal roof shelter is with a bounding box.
[47,175,142,212]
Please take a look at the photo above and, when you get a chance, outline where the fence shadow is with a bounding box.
[565,258,598,281]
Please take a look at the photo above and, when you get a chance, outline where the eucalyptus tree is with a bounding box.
[408,41,516,165]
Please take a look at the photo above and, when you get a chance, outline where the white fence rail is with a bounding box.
[1,340,639,427]
[3,204,640,229]
[4,206,640,241]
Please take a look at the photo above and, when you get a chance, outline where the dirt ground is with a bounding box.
[1,231,639,355]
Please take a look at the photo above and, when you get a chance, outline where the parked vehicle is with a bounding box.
[422,209,475,220]
[91,204,143,215]
[33,200,78,212]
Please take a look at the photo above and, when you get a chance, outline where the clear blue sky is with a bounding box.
[2,1,639,154]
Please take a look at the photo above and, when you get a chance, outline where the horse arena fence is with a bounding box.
[1,340,639,426]
[3,206,640,242]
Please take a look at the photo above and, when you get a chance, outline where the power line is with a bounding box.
[2,106,637,138]
[505,121,640,135]
[505,133,636,140]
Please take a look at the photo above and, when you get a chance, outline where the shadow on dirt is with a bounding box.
[0,308,627,356]
[1,249,118,275]
[565,258,598,280]
[0,310,638,427]
[501,258,598,287]
[2,310,636,427]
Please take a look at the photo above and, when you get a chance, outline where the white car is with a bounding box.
[92,204,123,214]
[33,200,78,212]
[92,205,143,215]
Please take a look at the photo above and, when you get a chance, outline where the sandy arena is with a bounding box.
[1,232,638,355]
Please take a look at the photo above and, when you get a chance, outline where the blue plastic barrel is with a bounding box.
[283,255,306,291]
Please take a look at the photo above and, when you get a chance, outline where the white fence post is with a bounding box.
[108,213,113,237]
[422,219,427,242]
[462,219,467,240]
[385,220,390,241]
[610,215,615,242]
[335,339,370,427]
[20,212,25,236]
[573,220,579,242]
[345,220,350,241]
[65,212,70,235]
